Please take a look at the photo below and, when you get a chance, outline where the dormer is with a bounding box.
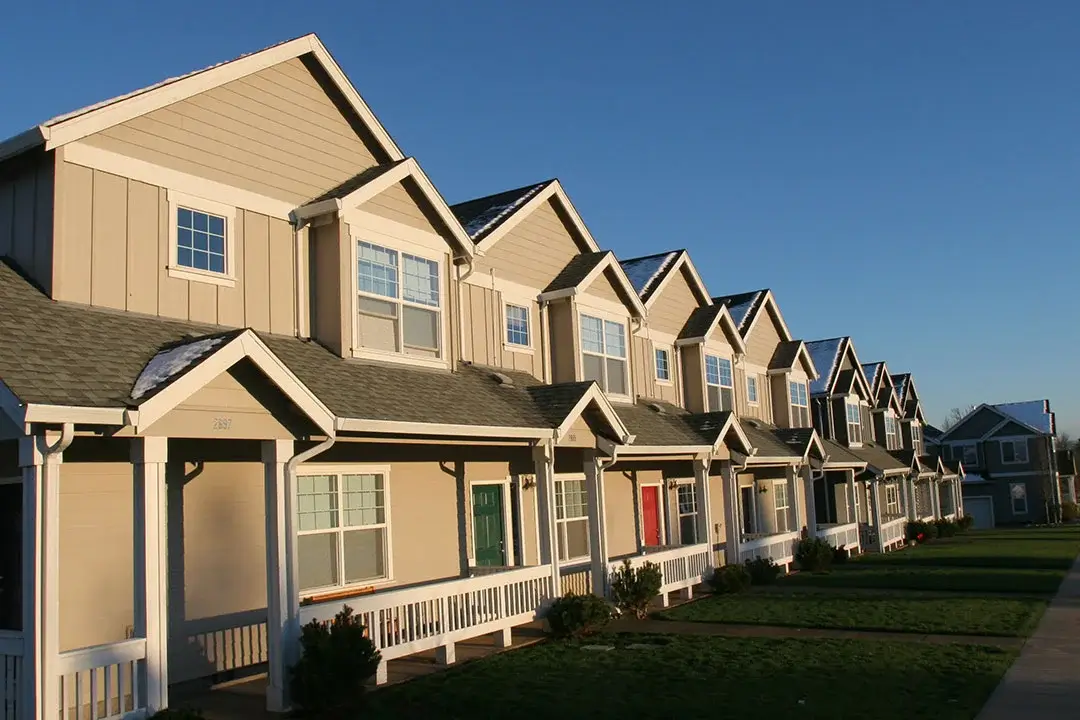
[618,250,711,408]
[675,303,746,414]
[890,372,927,454]
[713,288,818,428]
[294,158,474,370]
[862,361,904,450]
[806,337,874,448]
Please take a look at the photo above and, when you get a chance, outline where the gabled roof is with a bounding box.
[939,400,1055,442]
[861,362,882,390]
[862,361,901,413]
[713,289,794,342]
[849,441,910,477]
[806,337,871,399]
[618,250,712,308]
[540,251,647,319]
[526,381,632,444]
[768,341,819,378]
[0,34,404,165]
[450,180,553,243]
[739,419,825,464]
[890,449,936,477]
[676,304,747,354]
[820,439,868,469]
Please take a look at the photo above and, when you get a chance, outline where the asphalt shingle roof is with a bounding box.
[849,441,910,475]
[713,290,766,332]
[450,181,552,242]
[769,341,803,371]
[617,401,714,447]
[679,305,724,341]
[822,439,867,467]
[305,160,408,205]
[739,420,808,459]
[543,252,610,293]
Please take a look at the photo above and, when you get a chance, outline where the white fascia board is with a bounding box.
[335,417,554,439]
[23,404,128,425]
[0,127,48,163]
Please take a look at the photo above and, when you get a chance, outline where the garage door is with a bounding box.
[966,497,995,529]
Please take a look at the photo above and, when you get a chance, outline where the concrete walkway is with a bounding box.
[977,554,1080,719]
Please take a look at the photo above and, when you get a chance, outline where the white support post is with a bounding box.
[869,478,885,553]
[435,643,455,665]
[132,437,169,714]
[723,462,741,566]
[693,457,712,563]
[803,469,818,538]
[263,439,296,714]
[532,443,561,597]
[932,480,943,519]
[846,471,858,526]
[902,475,914,521]
[584,452,609,597]
[786,466,800,535]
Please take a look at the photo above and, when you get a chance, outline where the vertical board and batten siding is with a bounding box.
[548,300,578,384]
[743,307,783,367]
[55,163,299,333]
[771,374,792,428]
[681,346,705,414]
[473,199,585,289]
[605,471,639,558]
[632,335,678,405]
[0,153,54,293]
[78,57,385,205]
[646,268,701,337]
[459,283,543,378]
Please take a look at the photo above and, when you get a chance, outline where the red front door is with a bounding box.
[641,486,661,546]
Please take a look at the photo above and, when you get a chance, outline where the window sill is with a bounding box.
[504,343,534,355]
[167,265,236,288]
[655,378,674,386]
[300,578,394,605]
[351,347,450,370]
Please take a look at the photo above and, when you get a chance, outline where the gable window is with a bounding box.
[357,241,442,359]
[910,423,922,451]
[1001,439,1029,464]
[580,315,628,396]
[846,403,863,444]
[297,471,390,593]
[167,191,236,286]
[705,355,734,412]
[789,381,810,426]
[773,481,790,533]
[747,375,759,404]
[1010,482,1028,514]
[677,484,698,544]
[505,303,531,348]
[655,347,672,383]
[885,414,899,450]
[554,477,590,562]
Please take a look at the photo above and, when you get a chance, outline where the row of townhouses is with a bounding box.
[0,34,1007,719]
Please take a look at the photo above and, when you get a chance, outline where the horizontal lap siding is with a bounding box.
[647,269,700,337]
[360,179,445,235]
[744,308,783,367]
[475,199,582,289]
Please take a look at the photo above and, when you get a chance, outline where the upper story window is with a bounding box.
[846,402,863,444]
[747,375,759,404]
[705,355,734,412]
[505,303,531,349]
[357,241,442,359]
[910,423,922,450]
[655,346,672,383]
[167,190,236,287]
[1001,439,1029,464]
[884,414,899,450]
[959,444,978,466]
[581,314,628,396]
[789,381,809,426]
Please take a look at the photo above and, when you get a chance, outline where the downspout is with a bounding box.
[456,261,477,370]
[293,221,307,338]
[539,297,552,383]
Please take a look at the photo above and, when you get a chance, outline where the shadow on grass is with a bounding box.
[850,555,1075,571]
[782,566,1065,594]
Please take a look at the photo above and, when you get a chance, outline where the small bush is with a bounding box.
[1062,502,1078,522]
[744,557,782,585]
[547,592,613,639]
[833,544,850,564]
[905,520,939,543]
[151,710,205,720]
[709,564,751,594]
[957,514,975,532]
[290,605,382,717]
[934,519,959,538]
[794,537,834,573]
[609,559,663,619]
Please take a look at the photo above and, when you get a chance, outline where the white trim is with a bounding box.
[346,208,454,257]
[476,181,600,255]
[64,141,294,219]
[740,290,794,343]
[986,470,1044,478]
[553,473,592,564]
[166,189,238,288]
[467,477,515,568]
[746,373,760,405]
[23,404,129,425]
[335,417,554,439]
[636,480,666,547]
[577,310,633,404]
[539,252,647,320]
[641,252,712,308]
[1009,481,1029,515]
[0,127,47,163]
[940,403,1047,443]
[463,272,541,300]
[555,384,632,445]
[653,343,674,385]
[502,299,534,354]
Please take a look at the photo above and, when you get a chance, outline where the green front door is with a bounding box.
[472,484,506,567]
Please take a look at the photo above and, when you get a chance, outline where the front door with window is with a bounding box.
[472,484,506,567]
[641,485,662,546]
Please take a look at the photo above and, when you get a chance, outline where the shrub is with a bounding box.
[833,544,850,564]
[609,559,663,619]
[934,519,959,538]
[744,557,782,585]
[1062,502,1078,522]
[290,605,382,717]
[957,514,975,532]
[905,520,939,543]
[151,711,205,720]
[709,564,751,594]
[794,537,834,573]
[547,592,613,639]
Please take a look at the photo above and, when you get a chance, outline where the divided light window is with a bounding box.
[177,207,227,275]
[789,381,809,426]
[774,481,790,533]
[580,315,628,395]
[677,485,698,544]
[885,484,901,516]
[1010,482,1028,514]
[705,355,734,412]
[846,403,862,444]
[746,375,759,404]
[357,241,442,358]
[505,303,531,348]
[555,478,590,562]
[960,444,978,466]
[1001,439,1029,464]
[655,347,671,382]
[885,414,899,450]
[297,472,389,593]
[910,423,922,451]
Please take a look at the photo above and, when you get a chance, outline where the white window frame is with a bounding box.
[637,479,668,547]
[705,353,735,412]
[166,189,238,288]
[846,402,863,445]
[789,380,809,427]
[910,422,922,450]
[579,311,631,400]
[654,345,673,385]
[1009,482,1028,514]
[675,482,698,545]
[1000,439,1029,465]
[295,465,394,597]
[885,484,901,516]
[773,480,790,533]
[503,301,533,353]
[746,375,759,405]
[467,477,516,567]
[554,475,591,563]
[350,228,449,370]
[884,413,899,451]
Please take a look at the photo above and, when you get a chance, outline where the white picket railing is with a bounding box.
[299,564,554,671]
[879,516,907,550]
[0,632,21,720]
[57,638,147,720]
[739,531,799,567]
[817,523,861,553]
[183,609,268,678]
[609,544,710,595]
[559,564,593,596]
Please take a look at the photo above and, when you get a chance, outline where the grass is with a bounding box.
[366,634,1016,720]
[657,590,1047,636]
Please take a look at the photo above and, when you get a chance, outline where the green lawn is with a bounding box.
[367,634,1016,720]
[657,590,1047,637]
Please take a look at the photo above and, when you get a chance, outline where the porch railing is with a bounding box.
[609,544,710,595]
[183,609,269,678]
[558,563,593,596]
[817,522,860,552]
[738,531,799,567]
[298,564,554,670]
[57,638,148,720]
[880,516,907,550]
[0,631,21,720]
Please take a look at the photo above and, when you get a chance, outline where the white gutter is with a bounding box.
[335,417,556,440]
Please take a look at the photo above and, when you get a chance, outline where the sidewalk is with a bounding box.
[977,554,1080,719]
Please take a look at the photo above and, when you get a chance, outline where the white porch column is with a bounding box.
[869,478,885,553]
[692,457,712,562]
[930,479,941,519]
[583,452,609,597]
[845,471,858,525]
[902,475,915,521]
[132,437,169,714]
[723,462,742,565]
[785,465,800,534]
[803,469,818,538]
[532,443,561,596]
[263,439,297,713]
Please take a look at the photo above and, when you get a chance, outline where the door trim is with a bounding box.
[468,478,514,567]
[638,481,666,547]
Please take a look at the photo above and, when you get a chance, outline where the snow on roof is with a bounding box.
[892,374,909,402]
[993,400,1054,434]
[861,362,881,388]
[714,290,764,331]
[962,472,989,484]
[619,252,679,299]
[806,338,844,395]
[451,182,550,240]
[131,336,228,401]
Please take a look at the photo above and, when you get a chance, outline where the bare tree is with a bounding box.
[942,405,975,431]
[1057,432,1072,451]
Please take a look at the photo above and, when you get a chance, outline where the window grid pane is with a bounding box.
[402,254,440,307]
[603,321,626,359]
[342,474,385,528]
[506,304,530,346]
[358,242,399,299]
[177,207,227,274]
[747,376,758,403]
[581,315,604,354]
[655,348,670,381]
[677,485,697,513]
[297,475,339,532]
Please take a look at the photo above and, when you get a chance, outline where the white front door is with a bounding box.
[966,497,994,529]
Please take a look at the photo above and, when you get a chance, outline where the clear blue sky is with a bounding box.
[2,1,1077,433]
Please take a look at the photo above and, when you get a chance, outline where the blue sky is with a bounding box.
[2,1,1078,433]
